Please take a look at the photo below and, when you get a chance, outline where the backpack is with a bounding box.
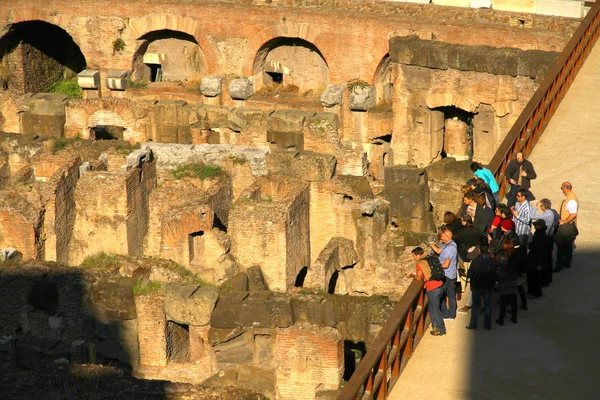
[425,255,446,282]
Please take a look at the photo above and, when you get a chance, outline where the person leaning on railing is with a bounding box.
[407,247,446,336]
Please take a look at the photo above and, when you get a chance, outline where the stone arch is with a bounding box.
[425,93,478,113]
[243,22,330,78]
[373,53,392,104]
[0,16,87,93]
[64,99,141,143]
[128,14,218,75]
[131,30,207,83]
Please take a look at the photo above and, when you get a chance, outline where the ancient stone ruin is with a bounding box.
[0,0,579,398]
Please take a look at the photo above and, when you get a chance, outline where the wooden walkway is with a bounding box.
[388,36,600,400]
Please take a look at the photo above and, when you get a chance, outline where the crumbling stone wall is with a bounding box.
[389,36,555,166]
[4,42,64,93]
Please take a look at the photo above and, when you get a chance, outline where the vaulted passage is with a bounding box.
[0,21,86,93]
[131,30,206,83]
[253,37,329,93]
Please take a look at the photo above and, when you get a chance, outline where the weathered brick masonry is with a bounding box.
[0,0,578,86]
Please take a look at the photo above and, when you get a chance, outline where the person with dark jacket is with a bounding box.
[527,220,548,298]
[460,192,488,235]
[466,238,497,330]
[495,240,519,325]
[443,211,463,237]
[505,152,537,207]
[513,235,529,311]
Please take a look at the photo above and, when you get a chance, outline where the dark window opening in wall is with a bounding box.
[266,71,283,84]
[188,231,204,264]
[91,125,124,140]
[343,341,367,381]
[147,64,162,82]
[327,270,339,294]
[294,266,308,287]
[213,214,227,233]
[166,320,190,363]
[28,281,59,315]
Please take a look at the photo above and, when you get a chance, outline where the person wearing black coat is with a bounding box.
[495,240,520,325]
[466,239,497,330]
[527,220,548,298]
[505,152,537,207]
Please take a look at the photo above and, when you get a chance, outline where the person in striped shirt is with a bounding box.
[510,188,532,248]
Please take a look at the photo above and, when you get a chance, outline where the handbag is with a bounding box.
[555,223,579,245]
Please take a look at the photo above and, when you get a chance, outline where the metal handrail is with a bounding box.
[488,1,600,197]
[339,280,428,400]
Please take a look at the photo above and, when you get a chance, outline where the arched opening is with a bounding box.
[374,54,392,106]
[90,125,124,140]
[294,266,309,287]
[131,30,206,84]
[432,106,475,161]
[0,21,86,93]
[252,37,329,94]
[343,341,367,381]
[327,270,339,294]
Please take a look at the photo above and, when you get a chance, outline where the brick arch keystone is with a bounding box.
[127,13,219,74]
[243,22,331,77]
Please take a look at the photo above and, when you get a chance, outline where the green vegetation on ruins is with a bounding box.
[172,163,222,180]
[51,136,82,154]
[48,79,83,99]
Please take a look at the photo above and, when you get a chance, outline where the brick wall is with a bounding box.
[126,159,156,257]
[0,1,576,89]
[275,324,343,399]
[135,293,167,367]
[43,156,82,263]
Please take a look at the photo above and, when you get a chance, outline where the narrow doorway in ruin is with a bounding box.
[433,106,475,161]
[166,320,190,363]
[90,125,124,140]
[327,270,339,294]
[147,63,162,82]
[188,231,204,265]
[343,341,367,381]
[294,266,308,287]
[266,71,283,84]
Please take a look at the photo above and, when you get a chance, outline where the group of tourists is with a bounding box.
[406,152,580,336]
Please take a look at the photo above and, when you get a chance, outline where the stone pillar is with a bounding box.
[444,117,470,160]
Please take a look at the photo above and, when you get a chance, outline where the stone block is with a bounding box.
[320,85,344,107]
[23,93,68,116]
[165,285,219,326]
[143,52,167,65]
[77,69,100,89]
[291,295,339,327]
[198,104,231,128]
[213,333,253,366]
[237,365,276,398]
[247,266,269,291]
[349,85,376,111]
[536,0,584,18]
[201,75,224,97]
[222,272,249,292]
[228,77,254,100]
[90,280,136,321]
[266,131,303,150]
[266,151,336,182]
[239,291,275,328]
[228,107,265,132]
[265,294,294,328]
[211,291,248,329]
[208,327,245,346]
[268,110,315,133]
[311,112,340,131]
[106,70,128,91]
